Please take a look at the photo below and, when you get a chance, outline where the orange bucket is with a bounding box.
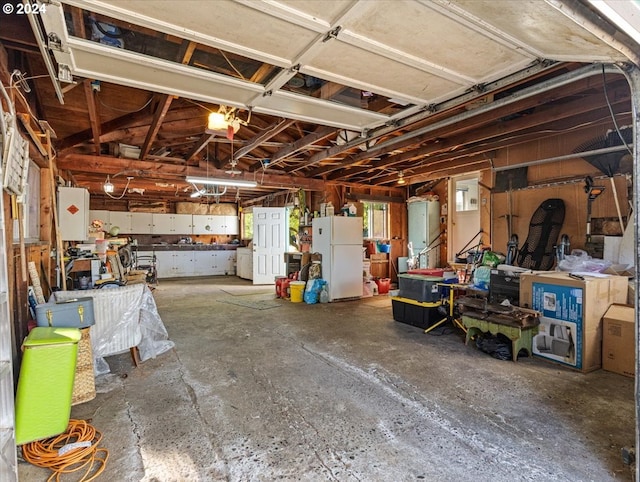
[375,278,391,294]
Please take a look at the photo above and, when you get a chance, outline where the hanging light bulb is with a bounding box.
[103,175,133,199]
[103,175,114,193]
[397,171,406,185]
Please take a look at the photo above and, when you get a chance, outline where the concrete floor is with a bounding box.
[19,276,635,481]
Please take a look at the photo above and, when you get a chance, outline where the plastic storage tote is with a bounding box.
[398,274,444,302]
[14,327,81,445]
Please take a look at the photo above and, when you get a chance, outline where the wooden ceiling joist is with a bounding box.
[83,80,102,155]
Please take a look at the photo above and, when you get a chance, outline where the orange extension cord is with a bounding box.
[21,419,109,482]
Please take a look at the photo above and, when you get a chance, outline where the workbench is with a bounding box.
[458,299,540,362]
[462,315,539,362]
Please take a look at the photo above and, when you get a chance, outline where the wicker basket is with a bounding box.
[72,328,96,405]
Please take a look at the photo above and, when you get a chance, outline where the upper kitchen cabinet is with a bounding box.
[152,214,193,235]
[109,212,154,234]
[192,215,238,236]
[89,210,111,233]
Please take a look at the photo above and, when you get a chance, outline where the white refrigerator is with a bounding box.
[312,216,363,302]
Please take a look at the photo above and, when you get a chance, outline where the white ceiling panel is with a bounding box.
[306,42,464,103]
[250,0,357,25]
[68,0,321,65]
[45,0,640,134]
[342,0,535,80]
[449,0,628,61]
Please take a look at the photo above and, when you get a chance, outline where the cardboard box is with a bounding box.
[519,272,628,372]
[603,263,635,278]
[602,304,635,378]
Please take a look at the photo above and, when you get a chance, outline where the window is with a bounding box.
[455,178,479,212]
[13,161,40,243]
[363,202,388,239]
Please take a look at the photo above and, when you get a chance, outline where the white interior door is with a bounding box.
[449,175,481,262]
[253,207,287,284]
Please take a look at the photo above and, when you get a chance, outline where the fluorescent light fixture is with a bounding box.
[186,176,257,188]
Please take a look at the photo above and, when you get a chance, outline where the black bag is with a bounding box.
[475,333,512,361]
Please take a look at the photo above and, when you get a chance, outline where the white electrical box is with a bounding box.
[58,187,90,241]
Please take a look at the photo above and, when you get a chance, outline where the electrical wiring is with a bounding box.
[603,65,634,156]
[21,419,109,482]
[97,91,153,113]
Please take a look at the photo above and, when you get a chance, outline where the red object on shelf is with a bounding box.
[375,278,391,294]
[367,242,377,255]
[407,268,444,277]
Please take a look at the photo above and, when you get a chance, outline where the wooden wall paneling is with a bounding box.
[388,200,406,281]
[429,181,448,266]
[3,191,21,365]
[40,167,53,242]
[479,170,492,250]
[11,245,27,359]
[492,183,590,259]
[491,177,630,257]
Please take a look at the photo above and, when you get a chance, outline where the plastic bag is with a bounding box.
[481,251,504,268]
[475,333,512,361]
[471,266,491,290]
[557,249,612,273]
[304,279,326,304]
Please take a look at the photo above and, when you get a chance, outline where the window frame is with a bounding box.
[362,201,389,240]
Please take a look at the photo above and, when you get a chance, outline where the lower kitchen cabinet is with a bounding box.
[193,251,236,276]
[153,250,236,278]
[218,251,237,275]
[154,251,193,278]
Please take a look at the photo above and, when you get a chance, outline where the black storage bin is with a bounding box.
[489,269,521,306]
[392,298,441,329]
[398,274,443,302]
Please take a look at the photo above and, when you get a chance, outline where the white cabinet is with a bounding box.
[109,212,153,234]
[236,247,253,280]
[221,215,239,235]
[151,214,172,234]
[193,251,217,276]
[172,251,194,277]
[154,251,174,279]
[155,249,236,278]
[108,211,133,234]
[193,251,236,275]
[152,213,193,235]
[192,215,238,235]
[58,187,89,240]
[89,210,111,233]
[155,250,194,278]
[219,250,237,275]
[192,215,215,235]
[131,212,154,234]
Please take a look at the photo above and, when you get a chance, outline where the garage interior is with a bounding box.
[1,0,640,480]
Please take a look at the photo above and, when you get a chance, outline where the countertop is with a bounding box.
[137,244,240,251]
